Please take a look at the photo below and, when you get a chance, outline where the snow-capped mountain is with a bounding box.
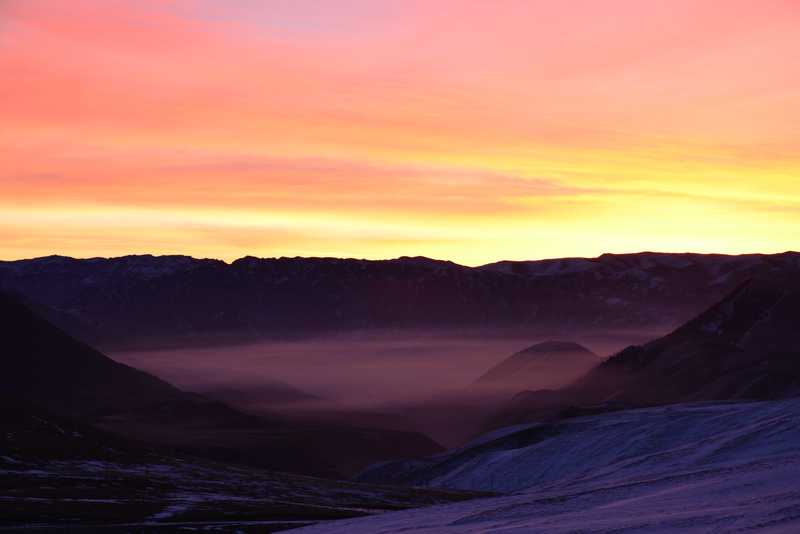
[2,252,799,346]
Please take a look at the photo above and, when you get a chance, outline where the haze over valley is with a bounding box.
[6,251,797,412]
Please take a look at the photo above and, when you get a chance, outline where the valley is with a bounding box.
[2,251,800,532]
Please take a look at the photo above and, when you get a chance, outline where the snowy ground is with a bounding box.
[295,397,800,533]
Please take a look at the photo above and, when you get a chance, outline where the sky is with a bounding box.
[2,0,799,266]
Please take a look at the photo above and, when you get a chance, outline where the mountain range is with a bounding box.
[3,252,800,347]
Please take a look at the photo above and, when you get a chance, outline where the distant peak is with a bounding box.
[389,256,463,268]
[519,340,595,354]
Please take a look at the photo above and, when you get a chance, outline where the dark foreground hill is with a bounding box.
[2,252,800,347]
[0,391,485,529]
[479,270,800,433]
[0,291,444,479]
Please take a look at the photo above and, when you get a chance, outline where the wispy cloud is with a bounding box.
[2,0,799,263]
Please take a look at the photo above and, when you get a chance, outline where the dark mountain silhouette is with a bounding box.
[659,271,800,352]
[0,254,219,306]
[0,290,184,415]
[3,252,800,347]
[6,289,123,348]
[479,270,800,433]
[0,291,444,478]
[0,390,168,464]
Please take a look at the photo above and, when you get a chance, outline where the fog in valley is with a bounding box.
[108,327,667,412]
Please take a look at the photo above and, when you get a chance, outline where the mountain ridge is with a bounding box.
[0,290,185,415]
[476,270,800,434]
[3,251,800,347]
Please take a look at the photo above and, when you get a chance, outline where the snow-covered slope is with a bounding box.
[300,397,800,533]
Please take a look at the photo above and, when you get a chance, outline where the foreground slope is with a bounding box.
[307,397,800,533]
[85,399,444,479]
[0,392,484,529]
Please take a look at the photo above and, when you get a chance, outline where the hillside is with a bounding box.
[304,268,800,531]
[315,397,800,533]
[479,270,800,433]
[0,290,184,415]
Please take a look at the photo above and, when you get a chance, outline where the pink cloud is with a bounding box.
[2,0,799,263]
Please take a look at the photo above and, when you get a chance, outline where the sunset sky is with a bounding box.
[2,0,799,266]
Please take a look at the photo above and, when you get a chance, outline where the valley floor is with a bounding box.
[0,450,484,531]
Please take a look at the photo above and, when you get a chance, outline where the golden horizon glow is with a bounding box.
[2,0,799,266]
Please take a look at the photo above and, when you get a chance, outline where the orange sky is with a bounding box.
[2,0,799,265]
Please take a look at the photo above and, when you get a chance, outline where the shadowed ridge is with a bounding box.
[476,270,800,435]
[0,290,185,415]
[650,271,800,352]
